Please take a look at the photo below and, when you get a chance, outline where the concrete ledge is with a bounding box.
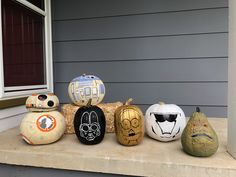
[0,118,235,177]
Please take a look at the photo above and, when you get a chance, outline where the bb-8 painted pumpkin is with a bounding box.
[26,93,59,112]
[20,93,66,145]
[145,102,186,142]
[68,74,105,106]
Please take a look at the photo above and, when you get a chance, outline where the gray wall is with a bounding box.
[52,0,228,117]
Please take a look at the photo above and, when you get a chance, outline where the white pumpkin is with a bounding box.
[68,74,105,106]
[20,111,66,145]
[145,102,186,142]
[26,93,59,112]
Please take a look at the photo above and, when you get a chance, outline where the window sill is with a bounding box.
[0,118,233,177]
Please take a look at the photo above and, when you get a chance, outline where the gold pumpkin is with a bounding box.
[114,98,144,146]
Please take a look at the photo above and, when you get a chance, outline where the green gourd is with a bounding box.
[181,107,219,157]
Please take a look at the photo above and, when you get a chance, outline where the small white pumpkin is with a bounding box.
[145,102,186,142]
[20,111,66,145]
[26,93,59,112]
[68,74,105,106]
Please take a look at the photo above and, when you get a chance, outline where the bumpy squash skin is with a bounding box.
[181,108,219,157]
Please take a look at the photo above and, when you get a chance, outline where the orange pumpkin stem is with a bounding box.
[125,98,133,105]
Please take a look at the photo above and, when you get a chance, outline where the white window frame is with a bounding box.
[0,0,53,100]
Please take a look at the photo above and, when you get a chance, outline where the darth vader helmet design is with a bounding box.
[79,111,101,141]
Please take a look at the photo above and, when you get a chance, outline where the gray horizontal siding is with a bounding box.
[55,82,227,117]
[54,58,227,82]
[55,82,227,106]
[53,0,228,20]
[53,8,228,41]
[54,33,228,62]
[52,0,228,117]
[138,105,227,118]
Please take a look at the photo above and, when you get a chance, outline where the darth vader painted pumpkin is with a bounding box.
[26,93,59,112]
[74,100,106,145]
[114,98,144,146]
[68,74,105,106]
[145,102,186,142]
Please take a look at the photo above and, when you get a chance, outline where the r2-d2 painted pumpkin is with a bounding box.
[20,93,66,145]
[145,102,186,142]
[74,99,106,145]
[68,74,105,106]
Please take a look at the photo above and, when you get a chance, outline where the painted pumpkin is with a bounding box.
[68,74,105,106]
[26,93,59,112]
[145,102,186,142]
[20,111,66,145]
[114,98,144,146]
[74,99,106,145]
[181,107,219,157]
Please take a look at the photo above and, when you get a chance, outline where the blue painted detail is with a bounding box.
[72,75,100,82]
[100,84,105,94]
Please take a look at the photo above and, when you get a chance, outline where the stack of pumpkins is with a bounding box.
[20,93,66,145]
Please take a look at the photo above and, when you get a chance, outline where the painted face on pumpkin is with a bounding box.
[117,108,143,145]
[79,111,101,141]
[145,104,186,142]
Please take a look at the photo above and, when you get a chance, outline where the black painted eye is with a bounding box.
[154,114,165,122]
[91,124,98,130]
[47,100,54,107]
[38,94,47,101]
[168,114,178,122]
[82,125,89,131]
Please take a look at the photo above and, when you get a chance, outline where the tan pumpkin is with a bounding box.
[20,111,66,145]
[114,98,144,146]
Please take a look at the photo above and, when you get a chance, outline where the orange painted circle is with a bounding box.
[36,114,57,132]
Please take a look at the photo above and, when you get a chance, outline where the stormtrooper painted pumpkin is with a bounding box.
[26,93,59,112]
[145,102,186,142]
[20,111,66,145]
[68,74,105,106]
[74,100,106,145]
[114,98,144,146]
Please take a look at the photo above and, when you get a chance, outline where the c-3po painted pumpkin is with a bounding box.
[26,93,59,112]
[145,102,186,142]
[114,98,144,146]
[68,74,105,106]
[20,93,66,145]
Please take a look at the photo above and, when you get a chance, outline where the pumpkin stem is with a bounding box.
[125,98,133,105]
[87,99,92,107]
[196,107,201,112]
[158,101,165,105]
[82,73,86,77]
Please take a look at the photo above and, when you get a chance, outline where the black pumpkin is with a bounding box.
[74,100,106,145]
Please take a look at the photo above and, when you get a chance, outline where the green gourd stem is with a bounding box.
[125,98,133,105]
[87,99,92,107]
[196,107,201,112]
